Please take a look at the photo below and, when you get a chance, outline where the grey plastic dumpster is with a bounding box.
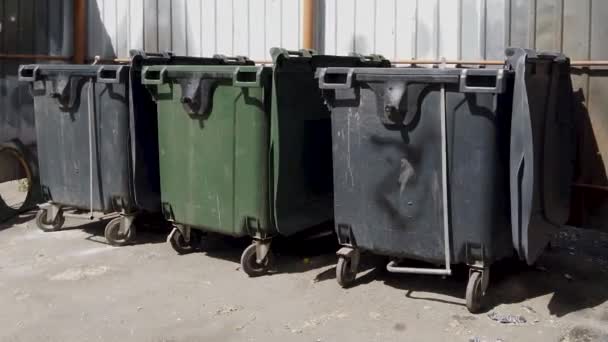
[18,51,221,245]
[317,49,575,313]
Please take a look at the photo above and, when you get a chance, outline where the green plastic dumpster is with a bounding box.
[142,50,389,276]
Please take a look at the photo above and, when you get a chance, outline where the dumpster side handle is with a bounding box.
[141,66,167,85]
[18,65,40,82]
[232,67,263,88]
[97,65,125,84]
[318,68,354,89]
[459,69,505,93]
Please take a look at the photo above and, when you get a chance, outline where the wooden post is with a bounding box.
[302,0,314,50]
[73,0,86,64]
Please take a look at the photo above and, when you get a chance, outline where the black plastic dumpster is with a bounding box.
[507,48,576,265]
[17,51,226,245]
[317,49,575,312]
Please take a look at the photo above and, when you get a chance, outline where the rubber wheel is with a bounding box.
[336,256,357,288]
[104,217,134,247]
[35,209,65,232]
[466,271,484,313]
[169,228,196,255]
[240,243,272,277]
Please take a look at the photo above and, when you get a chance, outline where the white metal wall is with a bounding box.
[87,0,305,60]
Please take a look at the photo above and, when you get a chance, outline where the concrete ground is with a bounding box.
[1,212,607,342]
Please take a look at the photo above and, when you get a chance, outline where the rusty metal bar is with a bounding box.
[73,0,87,64]
[0,54,72,61]
[302,0,314,50]
[393,59,608,67]
[106,57,608,68]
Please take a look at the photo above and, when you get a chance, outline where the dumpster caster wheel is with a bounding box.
[240,243,272,277]
[336,256,357,288]
[35,209,65,232]
[104,217,134,247]
[466,271,484,313]
[169,227,196,255]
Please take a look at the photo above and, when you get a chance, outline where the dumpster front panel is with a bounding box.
[155,77,270,237]
[328,69,513,265]
[32,74,132,212]
[331,82,446,262]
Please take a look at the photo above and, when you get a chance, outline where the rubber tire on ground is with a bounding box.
[336,256,357,288]
[35,209,65,232]
[466,271,484,313]
[104,217,135,247]
[169,228,196,255]
[240,243,272,277]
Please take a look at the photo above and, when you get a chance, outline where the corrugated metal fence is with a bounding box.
[87,0,306,60]
[0,0,72,221]
[0,0,72,146]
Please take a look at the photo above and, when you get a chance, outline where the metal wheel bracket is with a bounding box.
[175,224,192,243]
[119,214,135,235]
[39,202,61,222]
[336,247,360,272]
[469,266,490,295]
[254,239,272,264]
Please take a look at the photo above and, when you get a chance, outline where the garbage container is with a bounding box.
[18,51,216,245]
[507,48,575,265]
[142,49,390,276]
[318,49,575,313]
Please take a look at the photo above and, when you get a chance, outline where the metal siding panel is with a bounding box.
[130,0,145,51]
[588,0,608,176]
[34,0,49,55]
[171,0,187,55]
[323,0,337,55]
[354,0,375,55]
[510,0,534,48]
[249,0,266,60]
[265,0,281,54]
[282,0,300,50]
[438,0,459,59]
[216,0,234,55]
[104,0,118,55]
[417,0,438,59]
[157,0,172,52]
[535,0,563,51]
[335,0,355,55]
[563,0,590,60]
[201,0,216,56]
[186,0,201,56]
[234,0,250,55]
[375,0,395,58]
[116,0,129,57]
[395,0,417,59]
[485,0,509,60]
[144,0,158,52]
[460,0,484,59]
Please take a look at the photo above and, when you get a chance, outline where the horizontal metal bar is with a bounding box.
[105,57,608,67]
[393,59,608,67]
[573,183,608,192]
[0,54,72,61]
[386,261,452,276]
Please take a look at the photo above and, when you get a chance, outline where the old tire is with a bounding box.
[240,243,272,277]
[466,271,484,313]
[35,209,64,232]
[336,256,357,288]
[104,217,134,246]
[169,228,195,255]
